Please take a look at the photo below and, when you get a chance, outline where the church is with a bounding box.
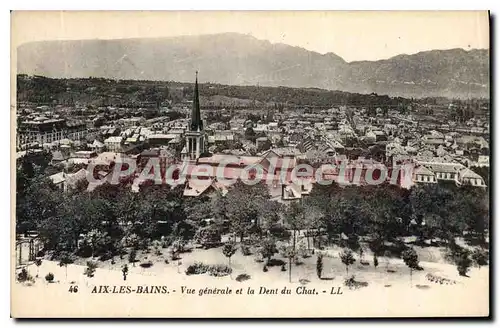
[181,71,207,161]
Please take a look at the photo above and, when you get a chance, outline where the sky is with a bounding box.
[11,11,489,62]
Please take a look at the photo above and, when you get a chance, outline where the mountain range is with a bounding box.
[17,33,489,99]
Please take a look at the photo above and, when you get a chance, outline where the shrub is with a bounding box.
[281,264,287,272]
[185,262,210,275]
[344,275,356,289]
[471,248,489,268]
[263,265,268,272]
[402,248,419,286]
[340,249,356,275]
[194,226,222,249]
[208,264,232,277]
[241,245,252,256]
[85,261,98,277]
[17,268,31,282]
[259,238,278,264]
[456,250,472,276]
[236,273,251,282]
[140,261,153,269]
[316,254,323,279]
[266,258,286,267]
[99,251,113,262]
[128,249,138,263]
[222,241,237,266]
[184,262,231,277]
[373,254,379,269]
[45,272,54,283]
[344,275,369,290]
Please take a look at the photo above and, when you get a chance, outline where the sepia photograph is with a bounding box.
[10,10,490,318]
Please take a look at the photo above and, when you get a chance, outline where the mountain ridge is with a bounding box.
[17,33,489,98]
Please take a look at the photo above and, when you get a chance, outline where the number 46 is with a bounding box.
[68,285,79,293]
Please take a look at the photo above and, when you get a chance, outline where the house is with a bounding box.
[91,140,105,152]
[49,168,89,192]
[458,168,486,187]
[418,161,463,183]
[413,165,437,184]
[104,136,123,152]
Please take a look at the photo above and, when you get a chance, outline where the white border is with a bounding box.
[2,1,497,326]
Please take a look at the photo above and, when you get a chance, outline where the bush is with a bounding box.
[241,245,252,256]
[471,248,489,268]
[266,258,286,267]
[316,254,323,279]
[344,275,369,290]
[17,268,34,283]
[373,254,379,268]
[268,226,291,240]
[281,264,287,272]
[99,251,113,262]
[45,272,55,283]
[128,249,138,263]
[185,262,210,275]
[193,226,222,249]
[456,250,472,276]
[236,273,251,282]
[140,261,153,269]
[84,261,98,278]
[208,264,232,277]
[340,249,356,275]
[263,265,268,272]
[185,262,231,277]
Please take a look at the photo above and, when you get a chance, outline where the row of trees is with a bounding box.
[17,149,489,262]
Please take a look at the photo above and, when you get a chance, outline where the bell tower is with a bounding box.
[183,71,206,161]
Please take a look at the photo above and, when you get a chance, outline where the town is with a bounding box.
[15,72,489,298]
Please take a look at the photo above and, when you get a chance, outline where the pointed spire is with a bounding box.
[191,71,203,131]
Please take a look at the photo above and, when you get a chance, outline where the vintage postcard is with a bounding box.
[11,10,490,318]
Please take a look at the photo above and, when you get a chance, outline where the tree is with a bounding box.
[284,201,304,252]
[128,249,137,266]
[122,264,128,281]
[340,249,356,275]
[59,252,73,280]
[471,248,489,269]
[84,261,97,278]
[456,249,472,277]
[83,229,105,258]
[316,253,323,279]
[281,246,297,283]
[225,181,270,242]
[222,241,237,274]
[259,237,278,265]
[245,127,256,142]
[35,258,42,278]
[84,261,98,287]
[402,248,419,286]
[384,250,391,270]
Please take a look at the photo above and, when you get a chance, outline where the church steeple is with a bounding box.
[183,71,206,161]
[190,71,203,132]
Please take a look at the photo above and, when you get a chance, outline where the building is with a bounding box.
[104,136,124,152]
[182,72,206,161]
[17,118,88,149]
